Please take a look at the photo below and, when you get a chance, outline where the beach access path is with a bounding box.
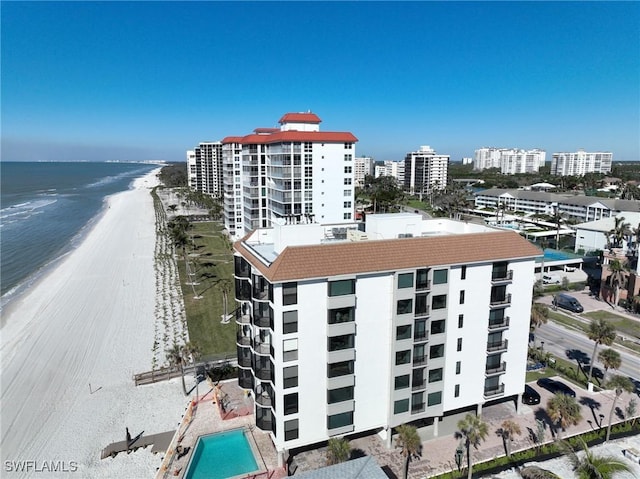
[1,170,189,478]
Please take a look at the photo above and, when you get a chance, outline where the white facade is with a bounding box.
[374,160,405,186]
[574,212,640,254]
[186,142,223,197]
[474,148,546,174]
[354,156,374,187]
[222,113,358,240]
[404,146,449,194]
[551,150,613,176]
[233,214,538,460]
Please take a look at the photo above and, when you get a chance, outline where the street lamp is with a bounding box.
[455,441,464,472]
[540,341,545,352]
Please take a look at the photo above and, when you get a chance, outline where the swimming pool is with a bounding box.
[540,249,580,261]
[184,429,259,479]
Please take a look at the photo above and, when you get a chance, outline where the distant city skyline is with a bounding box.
[2,2,639,163]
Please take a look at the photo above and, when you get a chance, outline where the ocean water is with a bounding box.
[0,161,159,307]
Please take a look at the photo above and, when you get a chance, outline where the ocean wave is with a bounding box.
[0,198,58,222]
[84,167,148,189]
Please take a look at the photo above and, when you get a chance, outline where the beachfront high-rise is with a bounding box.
[186,142,224,197]
[374,160,405,186]
[233,213,539,464]
[551,149,613,176]
[354,156,375,187]
[474,148,546,174]
[403,146,449,195]
[222,113,358,240]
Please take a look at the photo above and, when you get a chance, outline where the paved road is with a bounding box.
[534,321,640,385]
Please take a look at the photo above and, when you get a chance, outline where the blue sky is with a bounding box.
[2,1,639,163]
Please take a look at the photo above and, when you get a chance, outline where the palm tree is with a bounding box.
[597,348,621,384]
[604,375,634,442]
[586,318,616,385]
[560,437,631,479]
[499,419,521,457]
[607,259,626,310]
[530,303,549,330]
[217,279,233,323]
[519,466,561,479]
[607,217,630,249]
[547,394,582,433]
[395,424,421,479]
[166,344,187,395]
[457,413,489,479]
[326,437,350,465]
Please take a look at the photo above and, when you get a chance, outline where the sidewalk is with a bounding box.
[292,380,639,478]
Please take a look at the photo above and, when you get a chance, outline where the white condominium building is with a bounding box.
[222,112,358,240]
[186,142,224,197]
[404,146,449,194]
[551,150,613,176]
[374,160,405,185]
[233,213,539,464]
[354,156,375,187]
[474,148,546,174]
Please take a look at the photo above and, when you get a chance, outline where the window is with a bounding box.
[328,334,354,351]
[394,375,410,390]
[458,314,464,328]
[394,399,409,414]
[344,190,352,196]
[415,293,428,315]
[457,338,463,352]
[430,319,445,335]
[395,350,411,365]
[284,419,299,441]
[344,154,353,161]
[328,386,354,404]
[283,282,297,306]
[416,268,429,289]
[432,294,447,310]
[344,166,352,173]
[327,360,354,378]
[344,201,352,208]
[344,143,353,149]
[456,361,461,374]
[433,269,448,284]
[414,320,427,340]
[283,338,298,362]
[454,384,460,397]
[429,344,445,359]
[427,391,442,406]
[283,311,298,334]
[343,213,352,220]
[328,279,355,296]
[396,299,413,315]
[398,273,414,289]
[327,411,353,430]
[428,368,443,383]
[328,307,354,324]
[344,178,352,185]
[461,265,467,280]
[396,324,412,340]
[284,393,298,415]
[283,366,298,389]
[411,392,424,412]
[459,290,465,304]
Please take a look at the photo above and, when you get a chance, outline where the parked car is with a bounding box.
[536,377,576,397]
[542,273,561,285]
[522,384,541,405]
[553,293,584,313]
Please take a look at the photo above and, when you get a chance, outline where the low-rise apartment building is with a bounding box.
[233,213,539,464]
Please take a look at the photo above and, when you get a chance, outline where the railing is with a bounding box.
[236,332,251,346]
[255,365,274,381]
[491,270,513,282]
[487,339,509,352]
[488,317,510,330]
[415,306,430,317]
[252,341,271,356]
[255,393,273,407]
[484,383,505,398]
[490,293,512,307]
[485,362,507,376]
[414,331,429,342]
[411,403,426,414]
[412,355,428,367]
[236,308,251,324]
[412,380,426,391]
[416,280,431,291]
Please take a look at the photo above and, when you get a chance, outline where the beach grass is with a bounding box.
[175,221,237,358]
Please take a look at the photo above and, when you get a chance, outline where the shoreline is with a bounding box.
[0,169,189,478]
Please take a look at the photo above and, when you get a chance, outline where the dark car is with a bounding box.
[553,293,584,313]
[522,384,541,405]
[536,377,576,397]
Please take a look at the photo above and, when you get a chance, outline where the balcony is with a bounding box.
[490,293,511,308]
[485,362,507,376]
[238,371,254,390]
[412,355,428,367]
[488,317,510,331]
[487,339,508,353]
[411,403,425,414]
[413,330,429,342]
[254,361,274,382]
[416,280,431,291]
[491,270,513,283]
[237,350,252,368]
[484,383,505,399]
[235,307,251,325]
[252,339,271,356]
[236,331,251,347]
[412,380,426,391]
[414,306,430,318]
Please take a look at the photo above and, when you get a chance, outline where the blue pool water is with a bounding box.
[185,429,259,479]
[542,249,577,261]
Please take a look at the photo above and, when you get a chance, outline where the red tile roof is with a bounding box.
[223,131,357,145]
[235,231,541,283]
[254,128,280,134]
[279,112,322,124]
[221,136,245,144]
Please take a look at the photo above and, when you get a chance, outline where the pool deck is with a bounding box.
[156,379,285,479]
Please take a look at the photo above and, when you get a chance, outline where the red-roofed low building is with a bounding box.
[222,113,358,239]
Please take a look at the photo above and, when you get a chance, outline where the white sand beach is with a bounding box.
[1,170,190,478]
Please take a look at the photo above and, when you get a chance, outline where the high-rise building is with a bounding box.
[473,148,546,174]
[374,160,405,186]
[354,156,375,187]
[186,142,224,197]
[233,213,539,464]
[222,113,358,240]
[404,146,449,195]
[551,150,613,176]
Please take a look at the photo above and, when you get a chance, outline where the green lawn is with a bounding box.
[176,222,237,358]
[581,310,640,340]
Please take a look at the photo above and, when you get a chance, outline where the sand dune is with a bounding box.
[1,170,189,478]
